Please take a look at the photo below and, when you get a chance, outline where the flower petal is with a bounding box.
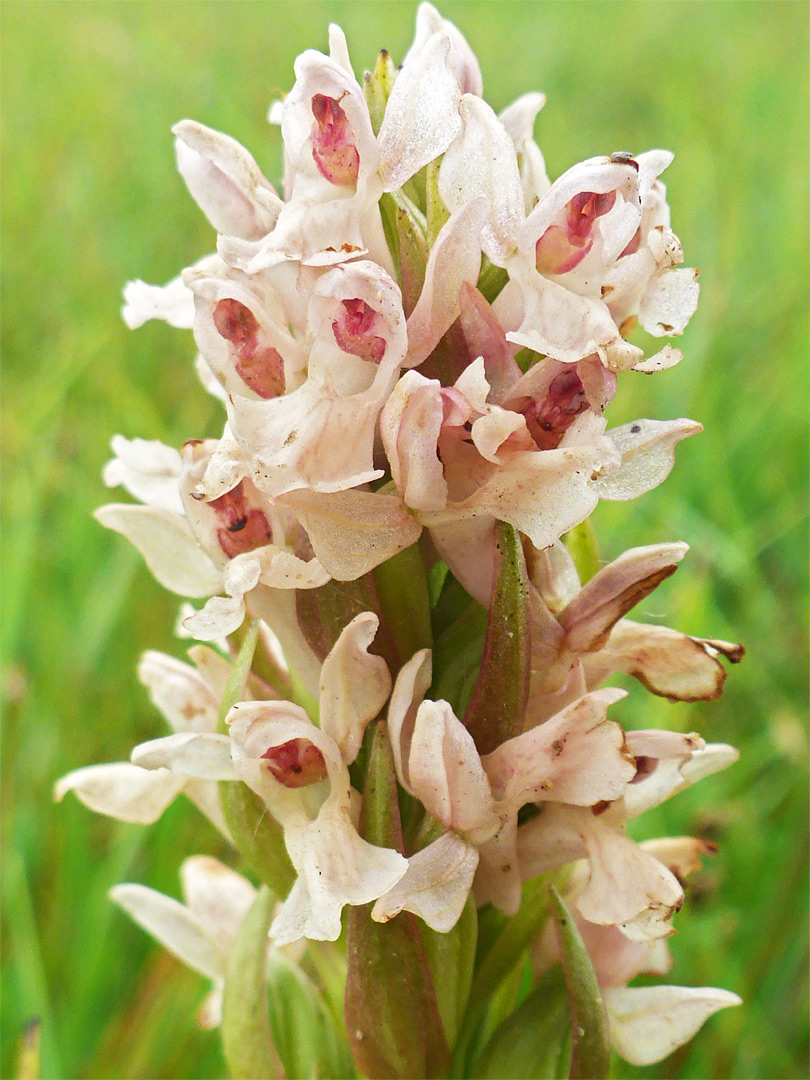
[604,985,741,1066]
[110,883,226,981]
[95,504,223,598]
[103,436,184,514]
[132,733,238,780]
[590,418,702,501]
[371,831,479,932]
[54,762,186,824]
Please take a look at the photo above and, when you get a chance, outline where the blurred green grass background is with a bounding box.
[1,1,807,1077]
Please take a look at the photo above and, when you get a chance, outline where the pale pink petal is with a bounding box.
[483,688,634,809]
[640,837,718,881]
[173,120,282,240]
[604,985,741,1066]
[103,436,184,514]
[54,762,186,824]
[578,819,683,940]
[110,883,225,981]
[95,504,223,598]
[408,699,496,834]
[591,418,702,501]
[319,612,392,763]
[381,372,448,511]
[458,284,523,402]
[132,732,237,780]
[271,806,408,944]
[405,197,487,367]
[423,443,620,552]
[378,31,462,192]
[327,23,353,75]
[371,831,479,932]
[387,649,432,792]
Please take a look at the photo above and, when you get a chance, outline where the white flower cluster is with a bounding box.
[58,5,743,1068]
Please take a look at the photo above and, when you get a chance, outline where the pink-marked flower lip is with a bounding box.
[212,298,285,398]
[535,189,618,275]
[520,368,590,450]
[261,737,328,788]
[207,483,272,558]
[332,298,386,363]
[311,93,360,186]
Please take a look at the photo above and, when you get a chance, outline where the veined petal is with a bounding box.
[605,985,741,1066]
[95,504,223,598]
[54,762,186,824]
[103,436,184,515]
[371,831,479,932]
[319,613,392,764]
[110,883,226,981]
[590,417,702,501]
[132,732,238,781]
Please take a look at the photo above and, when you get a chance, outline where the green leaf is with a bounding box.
[452,876,553,1077]
[548,886,611,1080]
[563,519,600,584]
[221,886,284,1080]
[220,782,294,899]
[217,618,260,729]
[345,722,449,1078]
[373,541,432,668]
[463,521,530,753]
[420,893,478,1048]
[430,601,488,717]
[474,968,571,1080]
[267,952,356,1080]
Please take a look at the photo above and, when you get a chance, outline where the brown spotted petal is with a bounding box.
[557,542,688,653]
[581,618,744,702]
[482,688,634,810]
